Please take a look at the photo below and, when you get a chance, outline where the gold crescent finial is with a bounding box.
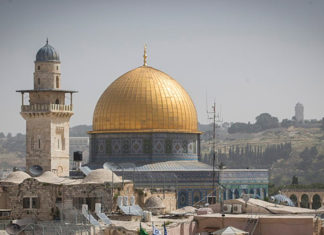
[143,44,147,66]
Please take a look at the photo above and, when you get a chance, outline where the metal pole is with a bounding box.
[163,174,165,199]
[21,92,24,106]
[212,102,216,204]
[133,167,135,187]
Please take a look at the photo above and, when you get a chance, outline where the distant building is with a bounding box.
[294,103,304,123]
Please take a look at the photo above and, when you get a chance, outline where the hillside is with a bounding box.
[201,126,324,185]
[1,125,324,186]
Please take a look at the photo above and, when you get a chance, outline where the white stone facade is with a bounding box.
[34,61,61,90]
[18,44,75,176]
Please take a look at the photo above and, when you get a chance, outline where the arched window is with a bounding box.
[38,66,40,70]
[56,76,59,88]
[290,194,298,206]
[312,194,321,209]
[38,78,40,86]
[234,189,240,199]
[30,136,34,151]
[56,66,59,70]
[55,99,59,104]
[38,138,41,149]
[301,194,309,208]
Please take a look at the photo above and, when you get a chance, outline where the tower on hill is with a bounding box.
[294,102,304,123]
[17,40,77,176]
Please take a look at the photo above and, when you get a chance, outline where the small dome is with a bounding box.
[35,171,60,183]
[83,169,121,184]
[144,196,165,209]
[3,171,31,184]
[36,40,60,62]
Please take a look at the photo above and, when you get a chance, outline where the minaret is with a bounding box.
[17,40,77,176]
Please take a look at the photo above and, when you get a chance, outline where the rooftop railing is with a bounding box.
[21,104,73,113]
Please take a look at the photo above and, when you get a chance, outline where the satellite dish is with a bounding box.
[6,223,21,235]
[16,217,34,226]
[29,165,43,176]
[103,162,114,170]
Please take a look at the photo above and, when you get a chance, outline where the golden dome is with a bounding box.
[91,66,199,133]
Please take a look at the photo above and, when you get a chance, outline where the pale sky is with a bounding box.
[0,0,323,134]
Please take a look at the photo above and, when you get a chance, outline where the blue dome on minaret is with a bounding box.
[36,39,60,62]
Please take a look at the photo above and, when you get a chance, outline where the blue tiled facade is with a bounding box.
[89,133,200,165]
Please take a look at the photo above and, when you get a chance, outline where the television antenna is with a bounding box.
[206,100,223,204]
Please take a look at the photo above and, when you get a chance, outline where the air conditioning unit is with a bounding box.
[232,204,242,214]
[223,204,232,213]
[123,196,129,206]
[117,196,123,207]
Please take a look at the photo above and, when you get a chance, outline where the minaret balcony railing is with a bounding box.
[21,104,73,113]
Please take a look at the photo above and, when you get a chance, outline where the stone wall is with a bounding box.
[0,187,8,209]
[24,115,71,176]
[0,180,134,221]
[34,61,61,90]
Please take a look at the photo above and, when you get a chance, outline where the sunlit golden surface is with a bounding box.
[91,66,199,133]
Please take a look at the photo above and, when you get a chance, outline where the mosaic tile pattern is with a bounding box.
[153,139,165,154]
[90,133,199,161]
[172,140,183,154]
[131,139,143,154]
[112,139,121,154]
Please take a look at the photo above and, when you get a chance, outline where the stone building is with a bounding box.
[87,47,269,207]
[0,169,134,221]
[16,40,76,176]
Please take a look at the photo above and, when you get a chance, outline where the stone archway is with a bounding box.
[234,189,240,199]
[290,194,298,206]
[282,189,324,208]
[249,188,254,196]
[300,194,309,208]
[228,189,233,199]
[312,194,321,209]
[192,190,201,204]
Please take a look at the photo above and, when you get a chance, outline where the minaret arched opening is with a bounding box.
[56,76,59,88]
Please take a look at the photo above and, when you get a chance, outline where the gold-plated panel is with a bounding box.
[91,66,199,133]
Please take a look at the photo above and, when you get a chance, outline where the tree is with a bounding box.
[6,133,12,138]
[292,176,298,185]
[281,119,294,128]
[0,132,5,138]
[255,113,279,130]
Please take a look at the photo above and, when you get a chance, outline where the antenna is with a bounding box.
[205,90,209,123]
[206,100,224,204]
[29,165,43,177]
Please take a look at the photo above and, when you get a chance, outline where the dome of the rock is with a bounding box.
[91,66,198,134]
